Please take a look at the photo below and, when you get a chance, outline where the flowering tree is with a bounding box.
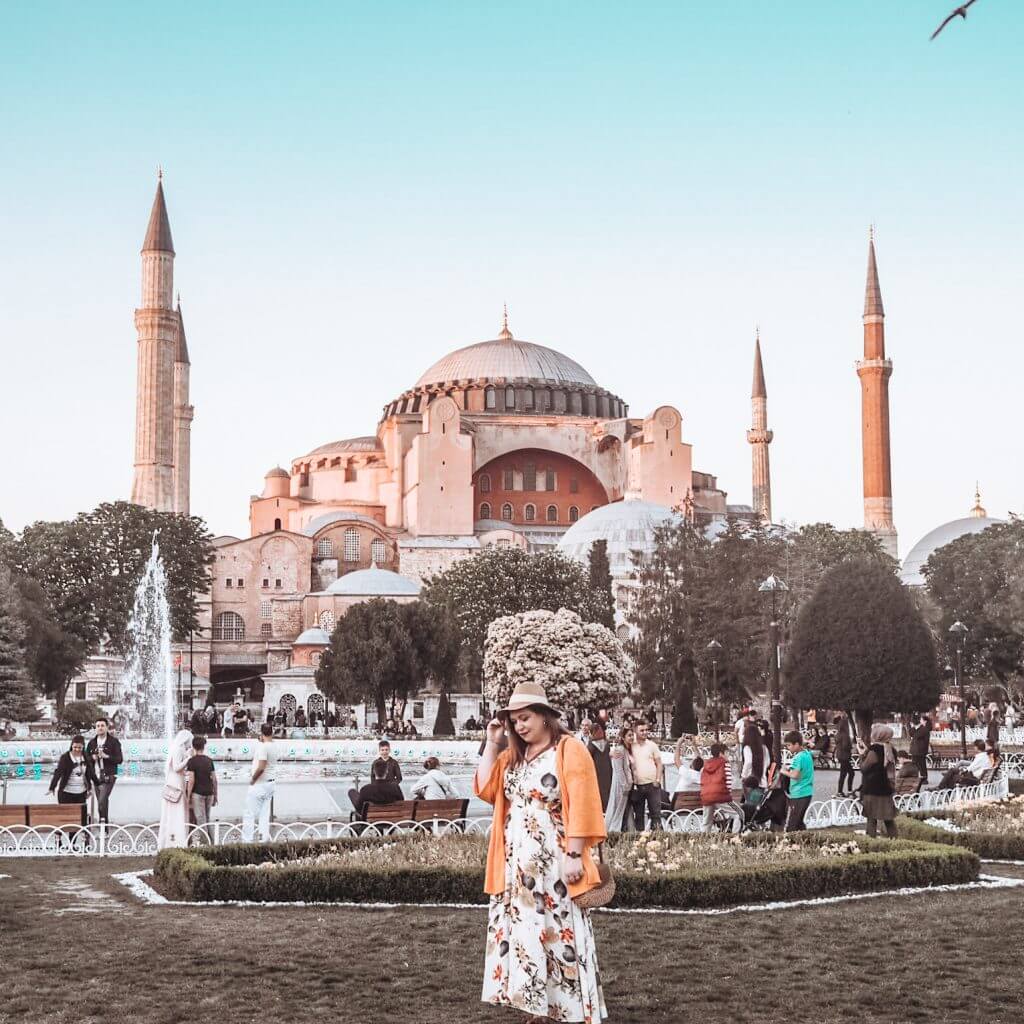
[483,608,627,712]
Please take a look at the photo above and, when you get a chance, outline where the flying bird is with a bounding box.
[930,0,979,41]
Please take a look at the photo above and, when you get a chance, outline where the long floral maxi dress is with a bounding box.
[482,748,607,1022]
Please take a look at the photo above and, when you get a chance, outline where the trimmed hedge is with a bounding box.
[898,812,1024,861]
[154,831,978,909]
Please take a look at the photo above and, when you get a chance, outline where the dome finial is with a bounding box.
[498,303,513,341]
[970,481,986,518]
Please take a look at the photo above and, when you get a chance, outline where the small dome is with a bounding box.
[900,515,1005,586]
[416,336,597,389]
[557,500,680,579]
[265,466,290,479]
[294,626,330,646]
[326,566,422,597]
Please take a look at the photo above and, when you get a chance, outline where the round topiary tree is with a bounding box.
[784,557,940,736]
[483,608,626,715]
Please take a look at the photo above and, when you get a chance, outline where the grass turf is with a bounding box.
[2,855,1023,1024]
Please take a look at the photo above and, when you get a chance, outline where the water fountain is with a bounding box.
[119,536,175,742]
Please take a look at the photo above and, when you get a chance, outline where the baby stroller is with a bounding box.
[740,784,788,833]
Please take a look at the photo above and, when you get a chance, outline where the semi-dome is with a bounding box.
[416,336,597,389]
[326,565,422,597]
[900,514,1004,586]
[557,500,680,578]
[294,626,330,646]
[304,436,382,458]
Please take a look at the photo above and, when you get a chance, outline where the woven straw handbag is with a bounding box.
[573,843,615,910]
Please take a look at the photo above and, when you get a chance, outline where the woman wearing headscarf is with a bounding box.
[157,730,193,850]
[741,723,767,793]
[475,681,608,1023]
[605,725,635,832]
[859,724,897,838]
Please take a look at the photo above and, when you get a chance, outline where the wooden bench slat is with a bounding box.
[364,800,417,823]
[412,798,468,822]
[0,805,27,827]
[27,804,88,827]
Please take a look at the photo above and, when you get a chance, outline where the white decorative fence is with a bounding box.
[0,773,1009,858]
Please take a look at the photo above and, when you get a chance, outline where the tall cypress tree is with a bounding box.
[0,566,39,721]
[587,539,616,631]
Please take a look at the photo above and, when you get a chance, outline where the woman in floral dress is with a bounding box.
[475,680,608,1023]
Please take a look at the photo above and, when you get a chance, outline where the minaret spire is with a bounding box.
[746,328,773,521]
[172,296,194,515]
[131,176,179,512]
[857,228,898,557]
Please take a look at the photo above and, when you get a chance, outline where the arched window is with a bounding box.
[616,624,630,641]
[523,388,535,410]
[316,538,333,558]
[212,611,245,640]
[524,504,536,522]
[319,610,335,632]
[501,503,513,521]
[569,392,582,414]
[343,528,360,562]
[479,473,491,493]
[546,505,558,523]
[505,386,516,409]
[569,506,580,522]
[479,502,491,520]
[370,538,388,564]
[273,518,282,530]
[485,387,496,410]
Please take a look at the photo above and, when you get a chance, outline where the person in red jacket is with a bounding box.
[700,742,735,832]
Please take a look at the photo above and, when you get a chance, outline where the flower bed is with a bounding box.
[899,796,1024,860]
[153,830,977,909]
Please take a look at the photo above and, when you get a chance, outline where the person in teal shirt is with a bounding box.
[781,730,815,830]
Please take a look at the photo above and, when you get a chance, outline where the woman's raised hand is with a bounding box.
[485,718,505,745]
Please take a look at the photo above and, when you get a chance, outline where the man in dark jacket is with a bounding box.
[85,718,123,823]
[908,714,932,784]
[347,763,404,820]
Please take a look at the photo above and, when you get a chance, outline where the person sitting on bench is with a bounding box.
[933,740,988,790]
[348,763,404,820]
[896,750,921,782]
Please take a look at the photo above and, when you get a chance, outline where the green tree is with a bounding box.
[14,501,214,653]
[422,548,607,688]
[587,539,616,630]
[14,576,88,709]
[784,557,940,736]
[922,517,1024,690]
[0,566,39,721]
[316,599,417,725]
[401,601,462,736]
[58,700,107,734]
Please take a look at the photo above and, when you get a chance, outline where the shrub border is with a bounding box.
[898,810,1024,861]
[154,831,978,910]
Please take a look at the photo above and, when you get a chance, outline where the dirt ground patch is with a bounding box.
[1,856,1023,1024]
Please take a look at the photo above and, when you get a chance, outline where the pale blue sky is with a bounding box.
[1,2,1021,557]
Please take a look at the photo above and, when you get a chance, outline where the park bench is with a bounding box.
[928,743,972,768]
[352,798,470,829]
[668,790,743,814]
[894,774,923,796]
[0,803,88,828]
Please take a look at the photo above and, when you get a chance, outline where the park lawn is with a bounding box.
[2,856,1023,1024]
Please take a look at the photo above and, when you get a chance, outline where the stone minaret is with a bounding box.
[856,229,898,558]
[746,330,773,521]
[131,175,178,512]
[172,297,193,515]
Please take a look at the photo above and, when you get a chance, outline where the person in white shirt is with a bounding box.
[628,723,664,831]
[411,757,457,800]
[242,723,276,842]
[965,741,991,780]
[673,756,703,794]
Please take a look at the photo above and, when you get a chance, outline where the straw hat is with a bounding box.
[497,681,561,717]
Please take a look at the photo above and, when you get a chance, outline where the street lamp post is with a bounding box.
[949,620,969,759]
[706,639,723,741]
[758,573,790,761]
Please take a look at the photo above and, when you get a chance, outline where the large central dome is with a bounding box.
[416,330,597,389]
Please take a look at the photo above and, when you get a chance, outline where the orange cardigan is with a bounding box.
[474,735,608,899]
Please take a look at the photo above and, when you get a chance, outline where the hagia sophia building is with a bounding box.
[112,178,1000,724]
